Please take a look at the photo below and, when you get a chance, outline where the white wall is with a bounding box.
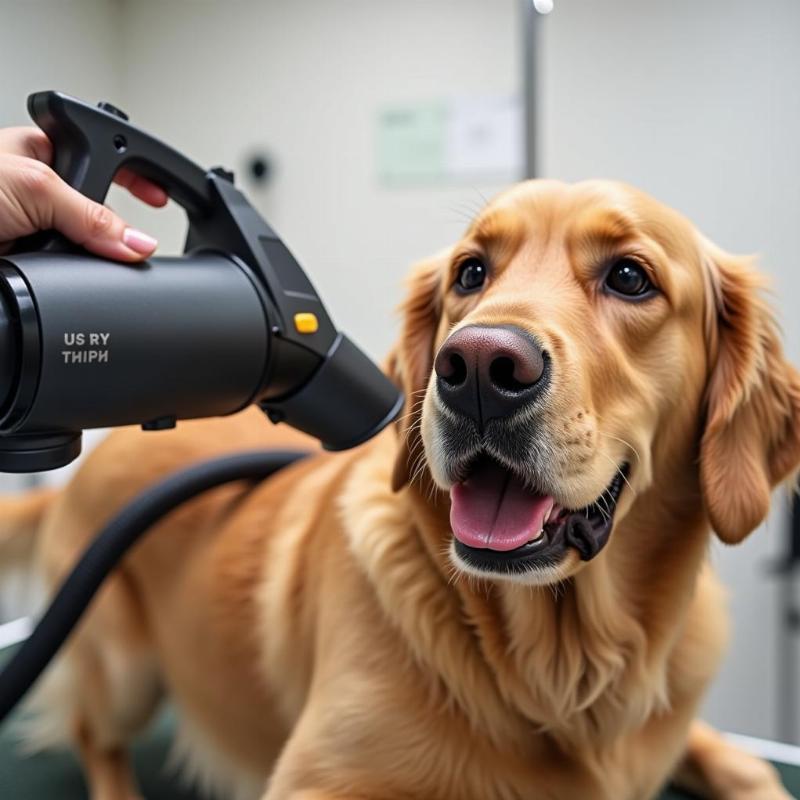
[0,0,121,126]
[539,0,800,742]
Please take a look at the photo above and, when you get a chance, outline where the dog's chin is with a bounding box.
[443,455,629,585]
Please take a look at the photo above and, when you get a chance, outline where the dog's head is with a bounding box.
[389,180,800,586]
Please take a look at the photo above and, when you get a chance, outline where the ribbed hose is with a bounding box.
[0,449,308,724]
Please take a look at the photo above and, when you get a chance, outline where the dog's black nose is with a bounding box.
[434,325,547,426]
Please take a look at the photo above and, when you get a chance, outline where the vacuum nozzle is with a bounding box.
[262,334,404,451]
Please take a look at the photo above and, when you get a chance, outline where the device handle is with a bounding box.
[28,91,214,217]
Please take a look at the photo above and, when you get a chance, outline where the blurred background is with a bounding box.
[0,0,798,747]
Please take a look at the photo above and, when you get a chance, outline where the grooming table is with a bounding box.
[1,641,798,799]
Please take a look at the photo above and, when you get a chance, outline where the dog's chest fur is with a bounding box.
[210,432,729,799]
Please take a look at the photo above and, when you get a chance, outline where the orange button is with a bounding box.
[294,312,319,334]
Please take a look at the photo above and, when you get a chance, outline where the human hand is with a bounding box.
[0,126,167,260]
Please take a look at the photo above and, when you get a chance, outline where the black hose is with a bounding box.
[0,448,308,724]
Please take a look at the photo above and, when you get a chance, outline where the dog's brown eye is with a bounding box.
[604,259,654,298]
[456,259,487,293]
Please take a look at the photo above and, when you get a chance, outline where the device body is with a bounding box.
[0,252,270,425]
[0,92,402,471]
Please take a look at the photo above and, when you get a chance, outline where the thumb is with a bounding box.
[31,164,157,261]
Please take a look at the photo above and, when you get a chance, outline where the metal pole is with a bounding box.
[521,0,540,179]
[777,492,800,744]
[777,572,798,743]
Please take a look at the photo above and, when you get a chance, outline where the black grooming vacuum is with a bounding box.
[0,91,402,472]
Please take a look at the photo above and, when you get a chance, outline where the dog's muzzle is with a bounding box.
[431,325,626,576]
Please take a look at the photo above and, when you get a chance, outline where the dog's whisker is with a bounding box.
[597,494,613,524]
[597,430,642,466]
[409,461,429,490]
[448,200,484,221]
[395,398,427,422]
[471,186,490,210]
[402,420,424,447]
[395,404,425,423]
[407,454,427,485]
[597,450,637,498]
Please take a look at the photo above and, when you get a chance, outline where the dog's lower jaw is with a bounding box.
[448,538,579,586]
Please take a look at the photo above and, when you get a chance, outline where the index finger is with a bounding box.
[113,168,169,207]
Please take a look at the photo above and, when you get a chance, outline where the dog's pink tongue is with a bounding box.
[450,461,553,552]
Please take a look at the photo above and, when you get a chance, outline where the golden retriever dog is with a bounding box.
[3,179,799,800]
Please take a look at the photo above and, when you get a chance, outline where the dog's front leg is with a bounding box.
[261,739,373,800]
[671,720,792,800]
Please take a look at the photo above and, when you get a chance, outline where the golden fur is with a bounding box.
[3,179,799,800]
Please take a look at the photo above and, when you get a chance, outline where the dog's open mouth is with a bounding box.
[450,457,629,574]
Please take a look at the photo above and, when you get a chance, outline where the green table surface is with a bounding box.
[1,646,798,799]
[6,709,799,800]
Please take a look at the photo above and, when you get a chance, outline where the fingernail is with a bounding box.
[122,227,157,255]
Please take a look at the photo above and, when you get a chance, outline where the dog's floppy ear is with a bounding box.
[700,240,800,544]
[387,250,448,492]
